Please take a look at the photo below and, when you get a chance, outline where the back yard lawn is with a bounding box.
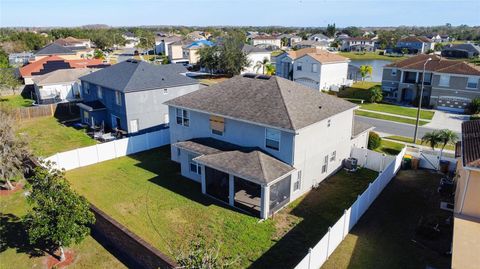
[322,169,452,269]
[17,117,96,157]
[374,139,405,155]
[0,184,126,269]
[0,95,34,108]
[360,103,435,120]
[65,146,378,268]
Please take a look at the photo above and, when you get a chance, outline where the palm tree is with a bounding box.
[265,63,275,75]
[359,65,373,81]
[438,129,458,160]
[254,57,271,74]
[421,130,442,150]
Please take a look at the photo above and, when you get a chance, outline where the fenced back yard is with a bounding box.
[64,146,380,268]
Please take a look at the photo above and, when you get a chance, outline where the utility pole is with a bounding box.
[413,57,432,143]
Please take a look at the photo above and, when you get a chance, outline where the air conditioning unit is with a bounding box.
[344,157,358,172]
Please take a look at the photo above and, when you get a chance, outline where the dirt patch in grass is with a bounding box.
[0,182,24,196]
[44,249,75,269]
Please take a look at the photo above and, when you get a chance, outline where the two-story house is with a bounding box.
[381,54,480,113]
[251,36,281,50]
[276,48,350,91]
[442,43,480,59]
[452,119,480,269]
[396,36,434,54]
[164,75,372,219]
[77,60,200,134]
[341,37,376,52]
[241,44,271,74]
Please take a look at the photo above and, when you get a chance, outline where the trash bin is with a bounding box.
[411,158,419,170]
[403,155,412,169]
[439,160,450,174]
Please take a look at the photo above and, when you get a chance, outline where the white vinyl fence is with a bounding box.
[294,147,407,269]
[45,129,170,171]
[405,147,457,172]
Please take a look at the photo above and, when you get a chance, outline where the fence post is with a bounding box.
[326,227,332,259]
[307,247,312,269]
[356,194,360,224]
[380,154,385,173]
[342,209,347,238]
[76,149,81,168]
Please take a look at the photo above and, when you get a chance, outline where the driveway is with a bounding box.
[424,110,469,133]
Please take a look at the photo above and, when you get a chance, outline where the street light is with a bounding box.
[413,57,432,143]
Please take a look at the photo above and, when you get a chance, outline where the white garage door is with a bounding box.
[437,96,470,113]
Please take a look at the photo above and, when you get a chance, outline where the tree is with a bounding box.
[401,48,409,55]
[438,129,458,155]
[0,48,9,68]
[359,65,373,81]
[24,163,95,261]
[0,68,21,96]
[198,45,220,74]
[421,130,442,150]
[342,26,362,37]
[434,43,445,51]
[326,23,336,38]
[265,63,275,75]
[0,109,29,190]
[469,97,480,114]
[93,49,105,60]
[368,132,382,150]
[254,57,271,74]
[281,37,288,47]
[368,85,383,103]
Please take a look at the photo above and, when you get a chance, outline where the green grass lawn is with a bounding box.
[0,95,34,108]
[322,170,451,269]
[16,117,96,157]
[355,110,429,126]
[374,139,405,155]
[0,182,126,269]
[385,135,456,151]
[360,103,435,120]
[338,52,407,61]
[65,146,378,268]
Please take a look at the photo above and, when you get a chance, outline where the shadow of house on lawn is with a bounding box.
[0,213,44,258]
[248,169,377,269]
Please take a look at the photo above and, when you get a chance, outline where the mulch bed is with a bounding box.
[44,249,75,269]
[0,182,24,196]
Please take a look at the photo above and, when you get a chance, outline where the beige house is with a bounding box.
[452,120,480,269]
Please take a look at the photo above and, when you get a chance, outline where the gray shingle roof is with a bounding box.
[352,121,374,137]
[443,43,480,54]
[165,76,357,131]
[79,61,198,93]
[242,44,269,54]
[35,43,76,55]
[173,137,294,185]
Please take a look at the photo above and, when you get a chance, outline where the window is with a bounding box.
[265,128,281,151]
[467,77,478,89]
[129,119,139,133]
[84,82,90,94]
[176,108,190,126]
[330,151,336,162]
[439,75,450,87]
[97,86,103,99]
[188,154,201,175]
[391,69,397,76]
[210,115,224,136]
[327,119,331,127]
[293,170,301,191]
[321,155,328,173]
[115,91,122,106]
[312,63,318,72]
[297,62,302,71]
[163,89,168,94]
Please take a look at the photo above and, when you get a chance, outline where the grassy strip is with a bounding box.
[374,140,405,155]
[385,135,455,151]
[355,110,429,126]
[360,103,434,120]
[338,52,408,61]
[0,95,34,108]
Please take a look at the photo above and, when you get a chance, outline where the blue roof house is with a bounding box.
[77,60,200,134]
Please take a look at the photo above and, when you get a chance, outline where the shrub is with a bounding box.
[368,132,382,150]
[468,97,480,115]
[368,85,383,103]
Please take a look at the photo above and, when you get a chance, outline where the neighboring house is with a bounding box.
[426,34,450,43]
[164,75,371,219]
[182,40,214,65]
[276,48,350,91]
[396,36,434,54]
[167,39,193,64]
[187,31,208,41]
[452,120,480,269]
[54,36,92,48]
[341,37,375,52]
[154,36,182,57]
[309,33,332,43]
[241,44,271,74]
[8,52,34,66]
[32,68,94,104]
[278,34,302,47]
[77,60,200,134]
[122,32,140,48]
[442,43,480,59]
[381,54,480,112]
[33,43,79,61]
[336,33,350,41]
[252,36,281,50]
[293,40,330,50]
[19,55,108,85]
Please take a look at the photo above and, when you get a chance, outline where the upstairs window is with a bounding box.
[115,91,122,106]
[176,108,190,127]
[330,151,336,162]
[297,62,302,71]
[265,128,281,151]
[391,69,397,76]
[439,75,450,87]
[312,63,318,73]
[467,77,478,89]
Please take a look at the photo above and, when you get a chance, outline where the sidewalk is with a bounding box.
[424,110,469,133]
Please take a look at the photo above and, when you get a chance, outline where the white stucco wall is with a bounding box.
[293,55,348,91]
[34,81,82,103]
[242,52,272,74]
[319,62,349,91]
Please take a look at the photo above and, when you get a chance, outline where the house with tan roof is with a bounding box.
[164,74,371,219]
[54,36,92,48]
[276,48,351,91]
[381,54,480,112]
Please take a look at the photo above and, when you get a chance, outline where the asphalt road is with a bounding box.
[354,115,461,138]
[116,48,136,63]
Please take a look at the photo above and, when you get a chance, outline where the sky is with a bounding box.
[1,0,479,27]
